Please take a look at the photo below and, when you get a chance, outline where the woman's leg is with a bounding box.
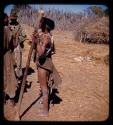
[38,67,49,116]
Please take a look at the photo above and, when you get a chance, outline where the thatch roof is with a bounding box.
[80,17,109,44]
[84,17,109,35]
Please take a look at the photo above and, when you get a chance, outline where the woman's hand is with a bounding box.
[32,31,39,39]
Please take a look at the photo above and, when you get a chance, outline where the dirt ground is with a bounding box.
[4,24,109,121]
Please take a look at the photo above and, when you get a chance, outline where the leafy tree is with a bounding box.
[85,5,107,17]
[91,6,104,17]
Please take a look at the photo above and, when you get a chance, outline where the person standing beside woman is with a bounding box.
[9,9,26,80]
[3,9,26,104]
[3,12,18,104]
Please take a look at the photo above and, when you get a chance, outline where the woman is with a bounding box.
[3,13,18,104]
[33,17,61,116]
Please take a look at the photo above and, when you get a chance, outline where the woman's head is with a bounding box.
[39,17,55,32]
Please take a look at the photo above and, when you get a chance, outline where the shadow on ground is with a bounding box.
[5,67,35,104]
[13,67,35,103]
[49,88,62,105]
[22,67,35,76]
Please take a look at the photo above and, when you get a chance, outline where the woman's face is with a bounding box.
[40,22,46,32]
[39,18,47,32]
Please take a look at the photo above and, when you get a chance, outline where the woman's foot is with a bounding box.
[38,91,49,116]
[38,110,49,117]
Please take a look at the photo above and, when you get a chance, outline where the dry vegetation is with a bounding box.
[16,6,109,44]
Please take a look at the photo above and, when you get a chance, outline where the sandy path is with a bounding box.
[4,25,109,121]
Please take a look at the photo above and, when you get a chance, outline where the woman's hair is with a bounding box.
[40,17,55,32]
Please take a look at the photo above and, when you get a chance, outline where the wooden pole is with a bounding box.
[15,39,35,120]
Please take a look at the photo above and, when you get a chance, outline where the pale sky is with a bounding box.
[4,4,108,15]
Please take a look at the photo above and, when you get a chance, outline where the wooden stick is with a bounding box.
[15,39,35,120]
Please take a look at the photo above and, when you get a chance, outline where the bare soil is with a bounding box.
[4,24,109,121]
